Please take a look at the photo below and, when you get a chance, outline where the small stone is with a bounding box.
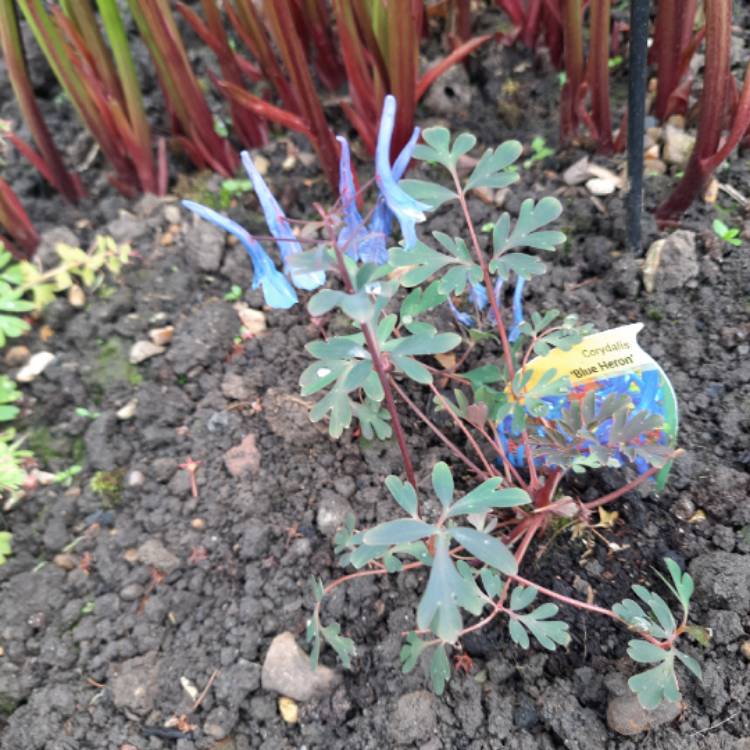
[191,518,206,530]
[316,491,353,537]
[671,495,695,521]
[261,631,340,702]
[109,651,161,716]
[607,692,682,735]
[67,284,86,308]
[562,156,592,186]
[221,372,253,401]
[278,696,299,723]
[16,351,56,383]
[253,154,270,175]
[117,399,138,420]
[642,230,698,293]
[136,538,180,573]
[663,124,695,166]
[390,691,437,745]
[4,345,30,367]
[53,553,77,571]
[741,641,750,661]
[235,305,266,335]
[163,204,181,224]
[644,158,667,176]
[148,326,174,346]
[129,340,165,364]
[120,583,144,601]
[126,470,145,487]
[224,434,261,477]
[586,177,617,196]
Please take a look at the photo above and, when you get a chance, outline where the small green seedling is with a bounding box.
[75,407,101,420]
[224,284,243,301]
[0,531,12,564]
[712,219,742,247]
[219,178,253,209]
[54,464,83,487]
[524,136,554,168]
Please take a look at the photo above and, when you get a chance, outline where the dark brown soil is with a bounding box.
[1,11,749,750]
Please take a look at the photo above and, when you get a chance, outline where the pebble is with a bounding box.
[585,177,617,196]
[163,204,181,224]
[137,538,180,573]
[607,692,681,735]
[148,325,174,346]
[662,124,695,166]
[109,651,161,715]
[126,470,145,487]
[741,641,750,661]
[120,583,144,601]
[221,372,253,401]
[53,554,77,571]
[642,230,698,293]
[129,340,166,364]
[235,304,266,335]
[278,696,299,723]
[316,491,353,537]
[191,518,206,530]
[67,284,86,308]
[16,351,56,383]
[671,495,695,521]
[261,631,340,702]
[117,399,138,420]
[223,434,261,477]
[562,156,592,186]
[4,345,30,367]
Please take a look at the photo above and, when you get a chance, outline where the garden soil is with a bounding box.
[1,10,749,750]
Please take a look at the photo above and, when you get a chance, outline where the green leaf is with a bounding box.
[384,475,418,517]
[481,568,502,599]
[662,557,694,615]
[417,533,483,643]
[390,243,456,287]
[308,289,344,316]
[465,141,523,191]
[363,519,435,546]
[511,604,571,651]
[392,355,433,384]
[509,585,538,612]
[450,526,517,575]
[451,132,477,161]
[627,651,680,710]
[490,252,546,280]
[431,462,454,508]
[675,649,702,680]
[311,576,325,602]
[447,482,530,517]
[389,332,461,356]
[400,281,448,324]
[464,365,502,387]
[400,632,429,673]
[320,623,356,668]
[491,197,566,256]
[509,618,529,648]
[430,644,451,695]
[628,639,670,663]
[400,179,458,209]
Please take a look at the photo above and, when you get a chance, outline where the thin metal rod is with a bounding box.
[626,0,650,252]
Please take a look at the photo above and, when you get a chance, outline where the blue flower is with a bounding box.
[375,95,429,249]
[468,282,488,310]
[241,151,324,291]
[447,298,475,327]
[508,276,526,342]
[182,200,297,310]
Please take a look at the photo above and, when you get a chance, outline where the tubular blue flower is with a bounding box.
[508,276,526,342]
[240,150,324,291]
[375,95,430,249]
[182,200,297,310]
[468,282,488,310]
[447,297,475,328]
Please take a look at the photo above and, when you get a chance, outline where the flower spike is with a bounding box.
[240,150,325,291]
[509,276,526,342]
[375,95,430,249]
[182,200,297,309]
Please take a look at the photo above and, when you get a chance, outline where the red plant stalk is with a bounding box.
[260,0,341,190]
[176,1,266,149]
[0,178,39,258]
[587,0,613,153]
[126,0,237,177]
[298,0,345,91]
[560,0,584,142]
[652,0,698,121]
[0,0,84,202]
[657,0,750,221]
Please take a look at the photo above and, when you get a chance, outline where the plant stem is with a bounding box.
[390,377,488,479]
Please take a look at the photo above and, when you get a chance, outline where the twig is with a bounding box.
[191,669,220,712]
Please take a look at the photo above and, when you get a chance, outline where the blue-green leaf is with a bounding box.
[385,475,418,517]
[447,482,530,518]
[363,519,435,546]
[451,526,517,575]
[431,462,454,508]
